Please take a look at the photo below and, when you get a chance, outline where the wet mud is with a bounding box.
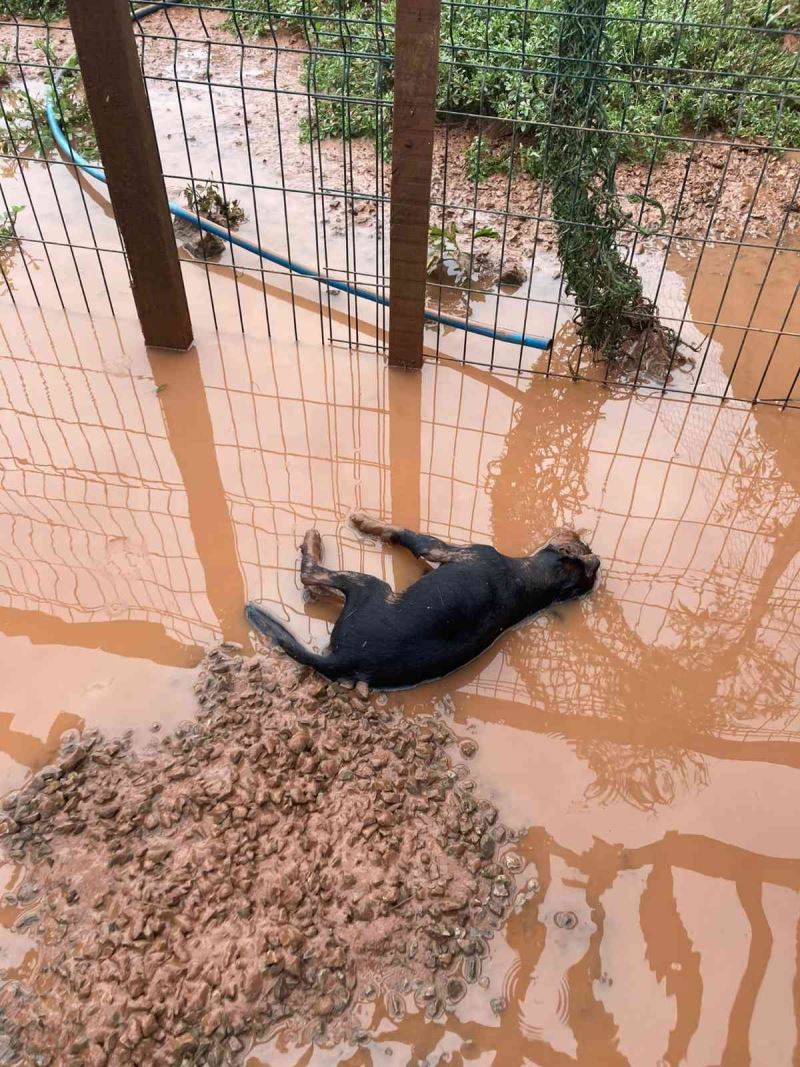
[0,644,522,1066]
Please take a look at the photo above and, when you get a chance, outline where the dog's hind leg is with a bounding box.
[350,513,455,563]
[300,528,392,603]
[299,529,332,600]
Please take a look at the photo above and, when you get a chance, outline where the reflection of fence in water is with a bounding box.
[0,327,217,648]
[501,829,800,1067]
[454,381,800,729]
[1,328,797,723]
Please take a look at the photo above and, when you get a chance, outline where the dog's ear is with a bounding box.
[588,554,600,576]
[548,527,581,548]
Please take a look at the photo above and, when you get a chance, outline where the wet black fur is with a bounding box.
[246,523,600,690]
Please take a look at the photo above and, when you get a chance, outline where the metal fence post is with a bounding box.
[64,0,193,350]
[388,0,441,368]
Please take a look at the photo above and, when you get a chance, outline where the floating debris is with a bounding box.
[554,910,579,930]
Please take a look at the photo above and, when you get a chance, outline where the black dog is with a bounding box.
[246,513,600,690]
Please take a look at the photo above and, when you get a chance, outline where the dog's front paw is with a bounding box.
[350,511,385,537]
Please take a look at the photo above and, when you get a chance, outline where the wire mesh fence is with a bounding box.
[0,0,798,404]
[2,11,800,1051]
[1,309,798,714]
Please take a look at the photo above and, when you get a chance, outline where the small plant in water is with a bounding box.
[0,206,23,246]
[0,44,11,86]
[0,206,24,286]
[427,222,498,286]
[1,85,51,157]
[184,181,246,229]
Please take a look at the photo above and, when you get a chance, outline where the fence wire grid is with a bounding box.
[0,0,798,405]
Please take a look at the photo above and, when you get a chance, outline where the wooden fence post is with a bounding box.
[64,0,193,350]
[387,366,422,589]
[148,347,252,649]
[388,0,441,368]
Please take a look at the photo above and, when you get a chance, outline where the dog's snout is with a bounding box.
[585,554,600,578]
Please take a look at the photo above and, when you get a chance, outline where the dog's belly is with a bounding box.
[355,628,505,688]
[330,569,518,688]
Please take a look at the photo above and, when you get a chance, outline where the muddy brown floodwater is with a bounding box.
[0,275,799,1064]
[1,6,799,1064]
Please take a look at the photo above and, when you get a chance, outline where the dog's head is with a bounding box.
[535,528,600,600]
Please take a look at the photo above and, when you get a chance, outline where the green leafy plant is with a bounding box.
[0,206,24,286]
[238,0,799,160]
[231,0,396,146]
[427,221,497,284]
[0,45,12,87]
[0,206,23,246]
[1,45,94,160]
[0,89,51,157]
[183,181,246,228]
[547,0,692,376]
[45,49,95,157]
[2,0,66,18]
[3,0,191,19]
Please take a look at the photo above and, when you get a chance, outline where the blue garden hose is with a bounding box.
[46,0,552,352]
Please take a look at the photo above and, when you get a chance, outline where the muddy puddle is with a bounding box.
[1,6,800,1063]
[0,280,799,1062]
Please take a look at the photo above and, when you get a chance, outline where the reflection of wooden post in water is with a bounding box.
[0,712,84,773]
[388,0,441,368]
[388,367,423,590]
[65,0,193,350]
[149,348,251,649]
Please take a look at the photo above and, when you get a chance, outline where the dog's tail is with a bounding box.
[245,603,336,678]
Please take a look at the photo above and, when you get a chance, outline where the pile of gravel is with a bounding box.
[0,644,523,1066]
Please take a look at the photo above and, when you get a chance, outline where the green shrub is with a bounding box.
[234,0,800,158]
[2,0,66,18]
[0,206,23,245]
[1,47,93,159]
